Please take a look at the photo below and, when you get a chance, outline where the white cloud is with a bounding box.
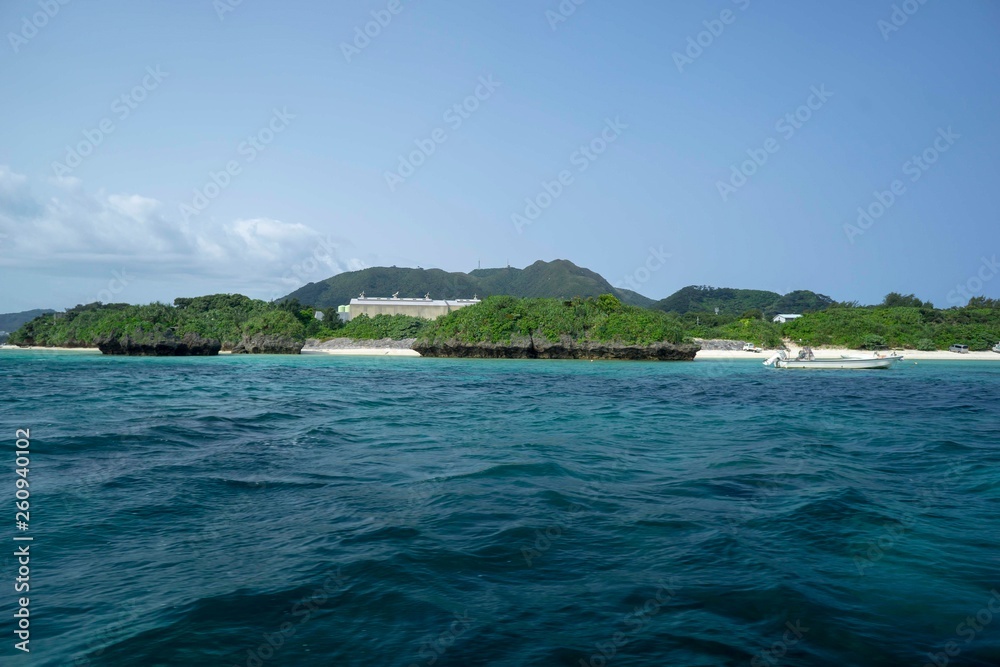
[0,165,28,189]
[0,167,360,298]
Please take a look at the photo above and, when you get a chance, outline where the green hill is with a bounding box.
[284,266,480,308]
[653,285,834,317]
[281,259,656,308]
[0,309,56,332]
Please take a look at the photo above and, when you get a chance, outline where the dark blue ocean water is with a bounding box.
[1,351,999,666]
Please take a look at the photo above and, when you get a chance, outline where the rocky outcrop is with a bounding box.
[691,338,750,351]
[95,330,221,356]
[413,335,536,359]
[231,333,304,355]
[413,334,699,360]
[692,338,788,351]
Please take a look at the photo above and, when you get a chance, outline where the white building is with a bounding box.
[344,294,480,321]
[772,314,803,324]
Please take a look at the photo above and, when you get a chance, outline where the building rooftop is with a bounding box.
[349,295,480,307]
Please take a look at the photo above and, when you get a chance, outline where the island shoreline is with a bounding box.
[4,344,999,360]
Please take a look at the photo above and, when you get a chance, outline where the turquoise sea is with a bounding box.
[1,351,999,666]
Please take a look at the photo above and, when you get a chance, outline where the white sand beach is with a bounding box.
[301,348,421,357]
[302,337,420,357]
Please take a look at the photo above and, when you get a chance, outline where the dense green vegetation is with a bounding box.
[417,294,685,345]
[8,294,435,347]
[672,293,1000,350]
[266,255,1000,352]
[338,314,430,340]
[782,298,1000,350]
[11,289,998,352]
[8,295,343,348]
[680,313,784,348]
[281,259,655,309]
[653,285,835,317]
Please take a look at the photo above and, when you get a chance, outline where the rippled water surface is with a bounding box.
[2,351,999,666]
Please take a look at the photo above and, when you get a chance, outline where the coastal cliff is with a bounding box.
[231,333,304,354]
[95,330,221,356]
[413,334,699,360]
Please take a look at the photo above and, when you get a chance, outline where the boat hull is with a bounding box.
[775,356,902,369]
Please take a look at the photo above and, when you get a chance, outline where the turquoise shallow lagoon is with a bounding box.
[2,352,999,666]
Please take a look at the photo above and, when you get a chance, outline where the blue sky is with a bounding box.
[1,0,998,312]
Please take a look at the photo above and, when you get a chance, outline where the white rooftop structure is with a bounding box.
[349,297,480,307]
[772,313,803,323]
[345,293,481,320]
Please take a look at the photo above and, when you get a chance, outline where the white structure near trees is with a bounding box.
[344,294,480,320]
[772,314,803,323]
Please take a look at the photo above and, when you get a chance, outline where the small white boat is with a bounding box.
[763,349,903,369]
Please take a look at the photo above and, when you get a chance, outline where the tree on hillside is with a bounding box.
[967,296,1000,309]
[881,292,932,309]
[768,290,835,315]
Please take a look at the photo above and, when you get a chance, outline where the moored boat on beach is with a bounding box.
[763,348,903,369]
